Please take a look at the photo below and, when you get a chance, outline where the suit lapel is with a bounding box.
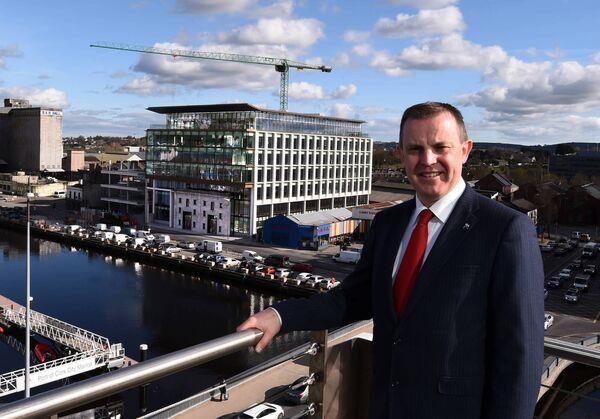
[397,186,480,326]
[382,200,415,322]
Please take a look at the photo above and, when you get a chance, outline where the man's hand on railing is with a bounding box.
[236,308,281,353]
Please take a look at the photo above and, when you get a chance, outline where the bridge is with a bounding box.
[0,295,128,397]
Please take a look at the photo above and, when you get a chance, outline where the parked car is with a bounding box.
[162,245,181,254]
[571,231,581,240]
[177,241,196,249]
[306,275,326,288]
[584,264,597,276]
[250,263,265,273]
[546,276,563,289]
[242,250,264,263]
[544,313,554,331]
[275,268,291,280]
[284,376,312,404]
[318,277,339,290]
[567,262,581,271]
[332,250,361,264]
[262,266,276,275]
[291,262,313,273]
[558,269,573,281]
[287,272,312,286]
[235,402,284,419]
[264,254,291,268]
[568,239,579,247]
[540,245,553,253]
[564,287,581,303]
[573,274,591,292]
[580,233,591,242]
[218,257,241,269]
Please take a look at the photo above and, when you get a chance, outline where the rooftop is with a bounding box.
[286,207,353,226]
[147,103,365,124]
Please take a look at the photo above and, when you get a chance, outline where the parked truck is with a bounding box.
[582,242,598,258]
[198,240,223,253]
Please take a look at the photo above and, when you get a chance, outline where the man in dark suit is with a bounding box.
[238,102,544,418]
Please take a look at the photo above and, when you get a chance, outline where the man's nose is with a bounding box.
[419,149,436,166]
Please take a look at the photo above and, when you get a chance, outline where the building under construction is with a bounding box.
[144,103,373,237]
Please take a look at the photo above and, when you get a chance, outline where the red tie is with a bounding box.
[393,209,434,317]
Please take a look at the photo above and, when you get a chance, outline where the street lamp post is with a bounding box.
[25,180,34,398]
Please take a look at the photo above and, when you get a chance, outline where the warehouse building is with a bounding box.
[0,98,63,172]
[144,103,372,236]
[262,208,357,249]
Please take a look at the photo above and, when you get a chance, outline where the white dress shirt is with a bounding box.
[391,178,466,282]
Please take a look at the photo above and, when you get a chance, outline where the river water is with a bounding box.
[0,228,309,417]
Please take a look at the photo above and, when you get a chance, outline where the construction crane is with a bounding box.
[90,42,332,111]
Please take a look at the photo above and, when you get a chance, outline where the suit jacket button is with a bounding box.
[391,381,400,388]
[393,338,402,345]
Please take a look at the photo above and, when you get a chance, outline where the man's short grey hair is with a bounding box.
[399,102,468,144]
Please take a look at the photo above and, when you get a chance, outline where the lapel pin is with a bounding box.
[463,223,470,230]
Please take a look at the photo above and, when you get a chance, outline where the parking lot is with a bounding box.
[542,240,600,324]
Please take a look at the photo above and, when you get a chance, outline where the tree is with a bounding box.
[555,143,576,155]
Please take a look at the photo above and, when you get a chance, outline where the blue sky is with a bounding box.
[1,0,600,144]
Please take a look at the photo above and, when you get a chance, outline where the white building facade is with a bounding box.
[145,104,372,237]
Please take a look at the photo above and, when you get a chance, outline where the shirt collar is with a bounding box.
[414,177,466,224]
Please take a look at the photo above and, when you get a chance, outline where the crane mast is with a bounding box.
[90,42,332,111]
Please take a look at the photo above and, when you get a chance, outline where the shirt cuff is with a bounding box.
[267,307,283,327]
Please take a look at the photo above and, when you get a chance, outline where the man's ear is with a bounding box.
[462,139,474,163]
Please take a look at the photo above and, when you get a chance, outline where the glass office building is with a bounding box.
[145,103,372,237]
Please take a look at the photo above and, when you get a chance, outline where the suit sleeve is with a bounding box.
[482,214,545,419]
[272,213,379,333]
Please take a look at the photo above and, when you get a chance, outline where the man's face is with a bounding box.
[396,112,473,207]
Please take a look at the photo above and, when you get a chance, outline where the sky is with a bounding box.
[1,0,600,144]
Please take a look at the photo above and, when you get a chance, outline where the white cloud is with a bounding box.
[352,43,372,57]
[592,51,600,63]
[330,103,355,118]
[0,86,68,108]
[330,83,357,99]
[174,0,257,14]
[342,30,370,43]
[117,75,178,96]
[217,18,325,48]
[332,52,350,66]
[388,0,458,8]
[287,82,326,100]
[375,7,465,38]
[0,44,22,68]
[253,0,295,18]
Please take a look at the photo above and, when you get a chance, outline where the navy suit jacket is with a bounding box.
[274,186,545,419]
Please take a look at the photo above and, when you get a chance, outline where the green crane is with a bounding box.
[90,42,332,111]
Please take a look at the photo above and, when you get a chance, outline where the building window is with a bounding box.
[193,221,196,228]
[257,186,263,200]
[186,198,189,206]
[202,223,205,230]
[178,198,182,204]
[210,202,215,210]
[203,210,206,217]
[178,219,181,226]
[218,226,222,233]
[219,213,222,220]
[219,202,223,208]
[203,200,206,206]
[193,209,196,215]
[193,199,197,205]
[178,207,182,214]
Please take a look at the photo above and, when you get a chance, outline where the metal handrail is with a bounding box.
[0,329,263,419]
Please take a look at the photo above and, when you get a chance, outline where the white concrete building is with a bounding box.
[145,103,372,237]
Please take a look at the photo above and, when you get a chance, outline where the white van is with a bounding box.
[64,224,81,233]
[136,230,155,241]
[53,190,66,198]
[332,250,361,264]
[95,223,107,231]
[155,234,171,244]
[112,233,129,244]
[100,231,115,241]
[198,240,222,253]
[242,250,264,263]
[109,226,122,234]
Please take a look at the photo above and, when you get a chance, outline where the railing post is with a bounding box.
[309,330,328,419]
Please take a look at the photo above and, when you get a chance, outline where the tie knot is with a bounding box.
[418,209,434,225]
